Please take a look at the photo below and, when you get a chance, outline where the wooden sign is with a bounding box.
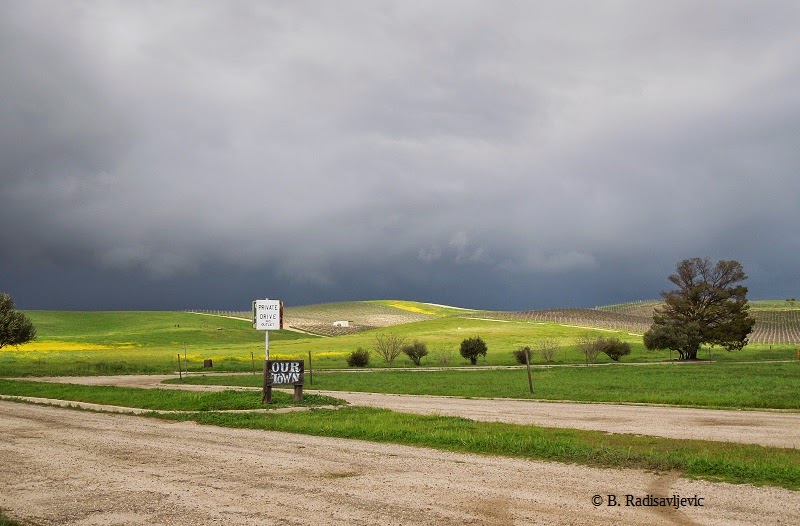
[262,360,304,404]
[265,360,304,386]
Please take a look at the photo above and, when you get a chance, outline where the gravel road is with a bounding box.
[2,401,798,526]
[20,374,800,449]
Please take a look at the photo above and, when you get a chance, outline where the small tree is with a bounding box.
[576,334,601,365]
[596,337,631,361]
[402,340,428,366]
[536,338,558,362]
[460,336,487,365]
[373,333,406,366]
[0,293,36,349]
[347,347,370,367]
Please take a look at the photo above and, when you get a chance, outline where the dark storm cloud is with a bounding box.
[2,1,799,309]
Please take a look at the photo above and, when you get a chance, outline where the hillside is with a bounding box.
[189,298,800,344]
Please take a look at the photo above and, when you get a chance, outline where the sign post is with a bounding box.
[253,299,292,403]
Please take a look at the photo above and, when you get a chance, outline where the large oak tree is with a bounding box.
[643,258,755,360]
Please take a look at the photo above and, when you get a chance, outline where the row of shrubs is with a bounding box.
[512,336,631,364]
[347,336,489,367]
[347,334,632,367]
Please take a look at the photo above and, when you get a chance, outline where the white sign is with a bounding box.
[253,299,283,330]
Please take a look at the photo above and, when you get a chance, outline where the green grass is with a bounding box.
[168,361,800,410]
[156,407,800,490]
[0,511,22,526]
[0,379,345,411]
[3,310,313,376]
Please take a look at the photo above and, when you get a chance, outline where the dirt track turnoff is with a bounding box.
[21,374,800,449]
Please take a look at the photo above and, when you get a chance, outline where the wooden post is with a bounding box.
[525,349,533,394]
[178,354,182,380]
[293,384,303,402]
[251,352,256,374]
[308,351,313,386]
[261,359,271,404]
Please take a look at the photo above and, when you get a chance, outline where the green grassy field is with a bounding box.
[168,361,800,410]
[4,307,797,377]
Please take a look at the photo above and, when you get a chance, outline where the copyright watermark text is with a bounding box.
[593,494,704,509]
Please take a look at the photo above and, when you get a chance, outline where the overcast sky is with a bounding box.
[2,1,799,311]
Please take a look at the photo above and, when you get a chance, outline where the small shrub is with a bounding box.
[434,349,452,366]
[537,338,558,362]
[460,336,487,365]
[347,347,370,367]
[598,337,632,361]
[512,346,532,365]
[576,334,602,365]
[402,340,428,366]
[577,335,631,363]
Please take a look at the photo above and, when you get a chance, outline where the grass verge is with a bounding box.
[0,511,22,526]
[0,379,345,411]
[166,361,800,410]
[155,406,800,490]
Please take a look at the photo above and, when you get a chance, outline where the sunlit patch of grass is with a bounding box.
[0,379,346,411]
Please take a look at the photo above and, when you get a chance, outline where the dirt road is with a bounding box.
[1,401,797,526]
[22,375,800,448]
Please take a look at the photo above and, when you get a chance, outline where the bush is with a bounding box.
[577,335,631,363]
[347,347,370,367]
[576,334,602,365]
[512,346,532,365]
[537,338,558,362]
[597,337,632,361]
[460,336,487,365]
[402,340,428,366]
[434,349,453,366]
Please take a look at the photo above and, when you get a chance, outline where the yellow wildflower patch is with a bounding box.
[384,301,437,316]
[12,340,135,352]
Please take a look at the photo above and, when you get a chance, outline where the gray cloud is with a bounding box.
[2,1,799,309]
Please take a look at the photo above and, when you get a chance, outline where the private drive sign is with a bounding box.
[253,299,283,330]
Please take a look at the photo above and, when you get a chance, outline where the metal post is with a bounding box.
[265,330,270,360]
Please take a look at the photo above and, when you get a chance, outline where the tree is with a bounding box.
[643,258,755,360]
[460,336,487,365]
[536,338,558,362]
[373,333,406,366]
[402,340,428,366]
[0,293,36,349]
[576,334,602,365]
[596,337,631,362]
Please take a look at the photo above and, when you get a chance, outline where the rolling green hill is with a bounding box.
[4,299,796,376]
